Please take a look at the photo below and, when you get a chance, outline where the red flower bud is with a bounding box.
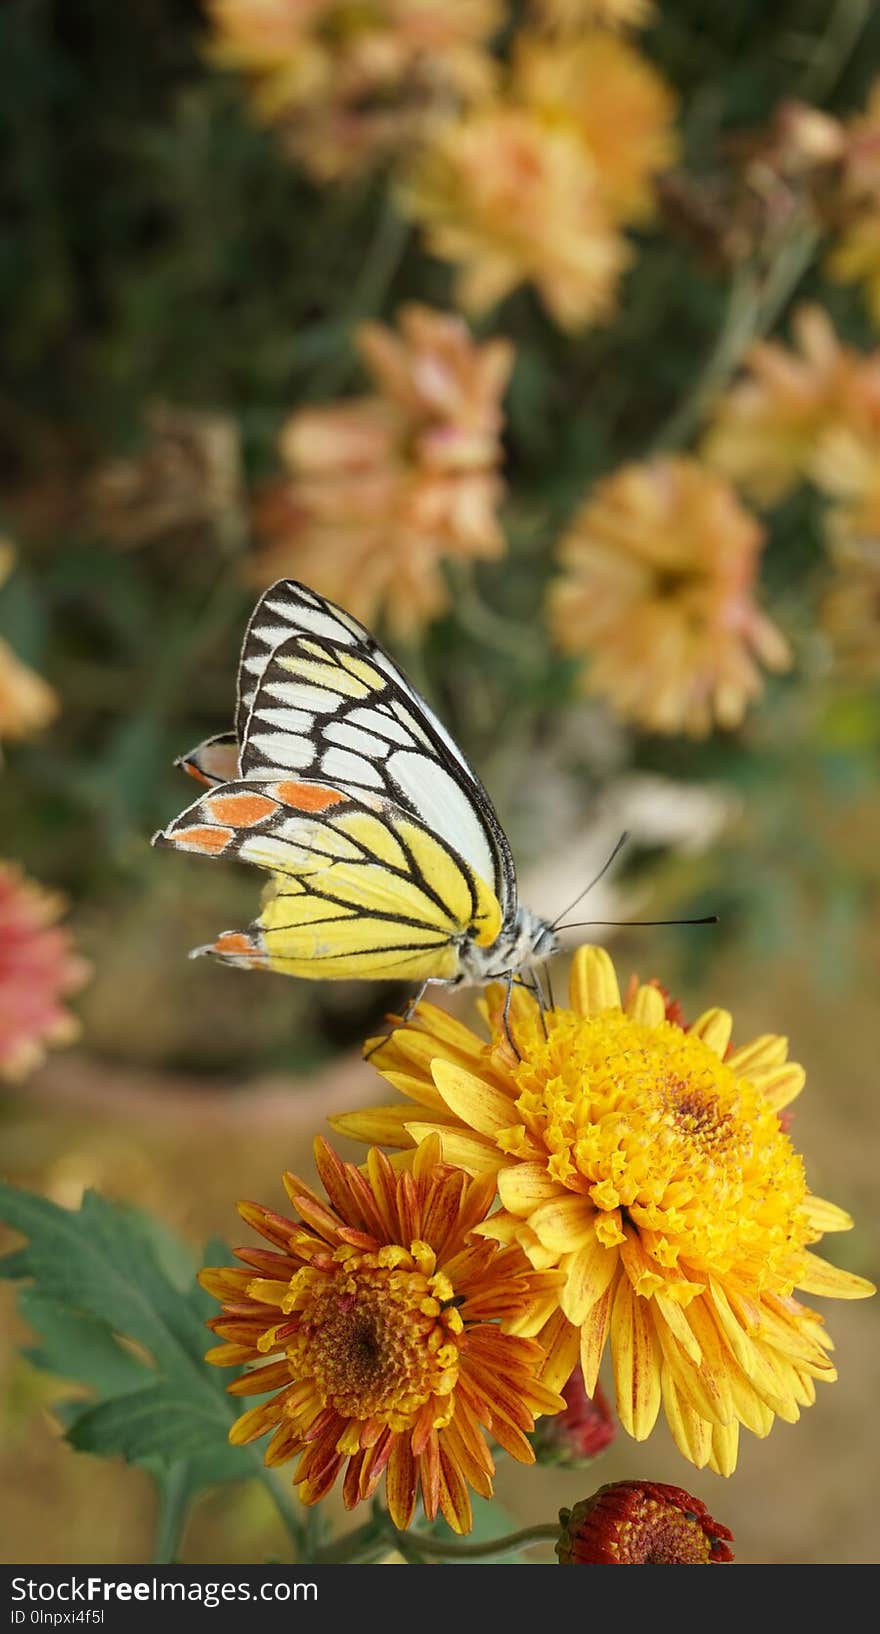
[557,1480,734,1565]
[531,1369,615,1465]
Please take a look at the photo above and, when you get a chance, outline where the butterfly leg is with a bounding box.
[363,977,441,1061]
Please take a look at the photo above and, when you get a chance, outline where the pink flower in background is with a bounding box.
[0,862,89,1082]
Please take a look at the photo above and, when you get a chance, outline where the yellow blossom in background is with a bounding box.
[200,1135,564,1533]
[703,305,880,507]
[398,104,628,329]
[812,423,880,679]
[399,30,677,327]
[334,946,875,1477]
[826,80,880,325]
[0,862,89,1081]
[0,546,58,745]
[205,0,500,181]
[828,213,880,327]
[250,303,513,635]
[514,32,678,224]
[547,456,790,737]
[819,530,880,682]
[531,0,654,29]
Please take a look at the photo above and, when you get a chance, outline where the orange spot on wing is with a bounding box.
[214,931,260,956]
[175,824,235,854]
[274,781,347,812]
[207,792,278,827]
[180,760,211,786]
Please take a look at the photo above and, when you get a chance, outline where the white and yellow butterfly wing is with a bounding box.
[152,777,503,981]
[233,580,519,920]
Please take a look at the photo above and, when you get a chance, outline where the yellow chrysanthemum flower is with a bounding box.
[200,1134,564,1533]
[334,947,875,1477]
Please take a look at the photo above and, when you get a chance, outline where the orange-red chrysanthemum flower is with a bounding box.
[200,1135,564,1533]
[250,303,513,637]
[0,546,58,745]
[334,946,875,1477]
[547,455,791,736]
[703,305,880,506]
[0,862,89,1081]
[557,1481,734,1564]
[205,0,500,181]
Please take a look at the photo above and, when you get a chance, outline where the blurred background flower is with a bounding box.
[0,862,88,1081]
[250,304,513,634]
[1,0,878,1569]
[206,0,501,181]
[548,456,790,735]
[0,546,58,744]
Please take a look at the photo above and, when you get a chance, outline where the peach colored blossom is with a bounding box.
[250,304,513,635]
[548,456,790,736]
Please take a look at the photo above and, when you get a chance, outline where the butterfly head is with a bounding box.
[458,904,559,985]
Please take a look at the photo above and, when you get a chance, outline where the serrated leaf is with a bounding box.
[66,1384,240,1466]
[0,1183,256,1492]
[1,1186,210,1378]
[18,1289,154,1398]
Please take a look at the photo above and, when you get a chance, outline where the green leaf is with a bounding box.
[66,1384,244,1470]
[18,1290,154,1398]
[0,1184,252,1491]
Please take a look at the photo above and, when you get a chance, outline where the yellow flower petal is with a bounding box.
[536,1309,581,1396]
[431,1059,517,1137]
[560,1231,619,1325]
[329,1105,425,1148]
[610,1275,662,1440]
[627,983,665,1027]
[569,944,620,1016]
[579,1277,617,1395]
[404,1122,504,1176]
[795,1251,876,1300]
[689,1007,732,1056]
[497,1163,566,1219]
[528,1193,597,1254]
[726,1033,789,1075]
[751,1061,806,1111]
[801,1195,853,1233]
[708,1418,739,1477]
[660,1368,711,1469]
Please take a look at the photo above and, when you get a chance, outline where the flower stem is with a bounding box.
[258,1467,306,1557]
[313,1517,561,1565]
[389,1522,562,1561]
[153,1463,190,1565]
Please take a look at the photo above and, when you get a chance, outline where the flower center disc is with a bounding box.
[511,1009,808,1280]
[290,1252,461,1426]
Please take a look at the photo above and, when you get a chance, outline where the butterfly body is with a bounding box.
[153,580,559,993]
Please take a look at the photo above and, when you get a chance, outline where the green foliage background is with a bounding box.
[0,0,878,1566]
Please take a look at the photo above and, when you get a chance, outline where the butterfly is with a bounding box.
[152,579,560,1009]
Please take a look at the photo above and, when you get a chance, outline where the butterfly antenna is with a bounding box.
[550,830,630,931]
[555,914,719,933]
